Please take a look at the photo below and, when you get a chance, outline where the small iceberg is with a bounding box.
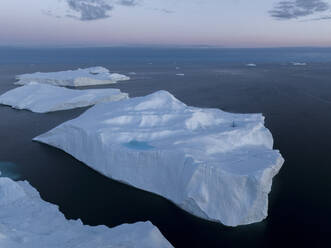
[176,73,185,76]
[34,90,284,227]
[0,175,173,248]
[292,62,307,66]
[246,63,257,67]
[0,83,128,113]
[15,67,130,87]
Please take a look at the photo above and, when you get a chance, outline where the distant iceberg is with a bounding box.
[176,73,185,76]
[15,67,130,87]
[0,175,173,248]
[34,91,284,227]
[0,83,128,113]
[246,63,257,67]
[292,62,307,66]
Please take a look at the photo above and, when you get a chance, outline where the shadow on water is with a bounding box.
[1,55,331,247]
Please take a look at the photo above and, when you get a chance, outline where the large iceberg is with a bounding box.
[0,83,128,113]
[15,67,130,87]
[0,174,173,248]
[34,91,284,227]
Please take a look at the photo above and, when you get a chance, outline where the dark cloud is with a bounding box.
[270,0,330,19]
[159,9,175,14]
[303,14,331,20]
[65,0,140,21]
[315,14,331,19]
[152,8,175,14]
[117,0,139,6]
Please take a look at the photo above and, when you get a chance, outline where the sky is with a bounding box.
[1,0,331,47]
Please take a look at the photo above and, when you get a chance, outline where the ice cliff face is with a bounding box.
[0,175,173,248]
[0,83,128,113]
[15,67,130,87]
[34,90,284,227]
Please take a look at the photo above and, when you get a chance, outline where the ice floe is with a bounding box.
[0,83,128,113]
[0,175,173,248]
[34,90,284,227]
[15,67,130,87]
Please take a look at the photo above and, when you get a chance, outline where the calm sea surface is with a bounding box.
[0,47,331,247]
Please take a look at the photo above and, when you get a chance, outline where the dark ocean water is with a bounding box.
[0,47,331,247]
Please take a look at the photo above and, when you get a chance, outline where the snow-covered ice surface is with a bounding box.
[0,83,128,113]
[34,90,284,227]
[15,67,130,87]
[0,175,173,248]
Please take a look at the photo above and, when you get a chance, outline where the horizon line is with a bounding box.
[1,44,331,50]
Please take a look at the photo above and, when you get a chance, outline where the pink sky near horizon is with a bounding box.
[1,0,331,48]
